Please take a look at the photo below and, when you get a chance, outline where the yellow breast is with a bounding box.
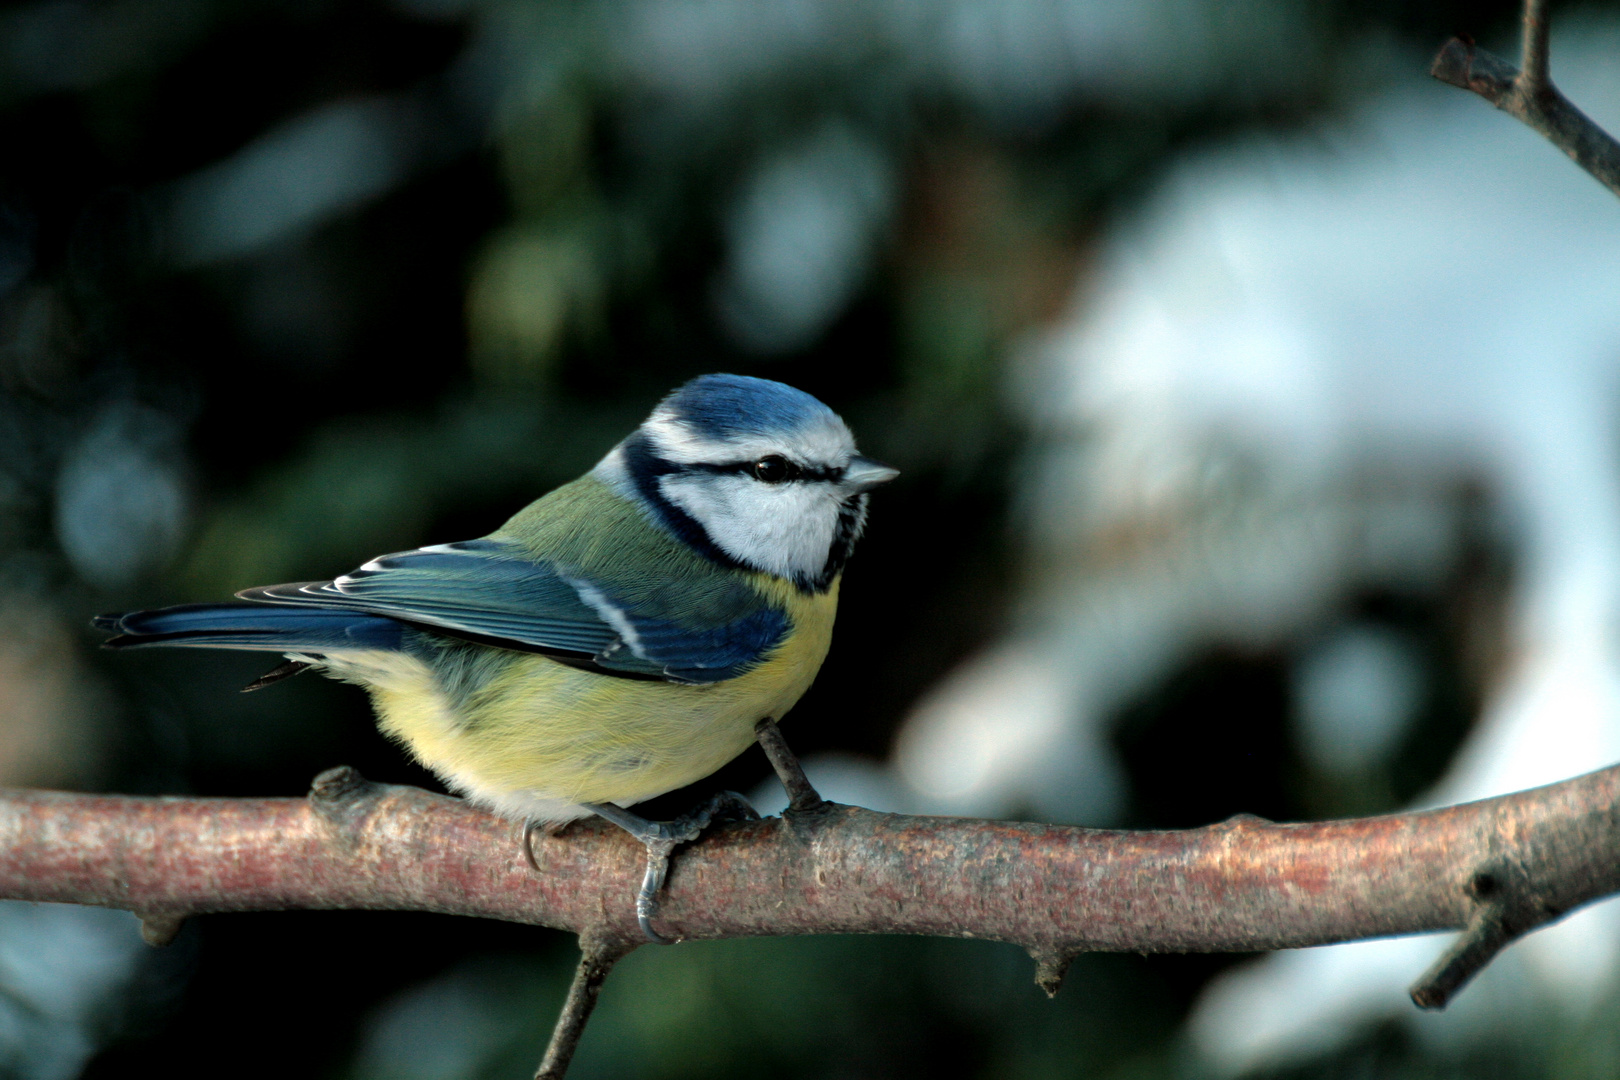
[364,575,840,821]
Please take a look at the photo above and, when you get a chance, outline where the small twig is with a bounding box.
[754,717,825,812]
[1409,861,1552,1009]
[1431,0,1620,199]
[1418,0,1620,1003]
[534,934,634,1079]
[1410,902,1514,1009]
[1520,0,1549,87]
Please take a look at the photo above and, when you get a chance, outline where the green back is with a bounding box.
[493,474,773,626]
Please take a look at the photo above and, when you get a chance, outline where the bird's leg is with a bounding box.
[585,791,758,944]
[754,717,825,811]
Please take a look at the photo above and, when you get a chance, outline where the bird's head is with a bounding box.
[598,374,898,591]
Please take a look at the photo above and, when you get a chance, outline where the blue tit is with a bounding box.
[97,373,898,941]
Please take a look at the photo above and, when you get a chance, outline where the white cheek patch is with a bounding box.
[659,472,842,581]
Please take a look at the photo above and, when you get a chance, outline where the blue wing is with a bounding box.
[97,604,405,652]
[238,539,787,684]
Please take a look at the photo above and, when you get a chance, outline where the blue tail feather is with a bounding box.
[98,603,406,653]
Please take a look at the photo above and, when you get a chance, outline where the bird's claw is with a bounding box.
[585,791,759,943]
[634,836,681,944]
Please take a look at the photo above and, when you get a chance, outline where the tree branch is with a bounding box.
[754,717,825,812]
[1431,0,1620,199]
[4,762,1620,1013]
[534,933,633,1080]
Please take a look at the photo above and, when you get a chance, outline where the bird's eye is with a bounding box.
[752,455,797,483]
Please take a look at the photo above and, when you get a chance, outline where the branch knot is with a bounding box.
[308,765,385,843]
[1028,948,1077,997]
[137,911,187,947]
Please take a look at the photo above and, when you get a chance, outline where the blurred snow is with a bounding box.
[891,21,1620,1069]
[169,98,416,266]
[898,486,1462,822]
[353,966,517,1080]
[162,0,1317,351]
[164,38,499,268]
[749,751,917,818]
[0,903,145,1080]
[605,0,1310,353]
[895,641,1123,822]
[1294,623,1424,773]
[615,0,1306,113]
[715,124,896,354]
[1185,921,1614,1073]
[54,403,189,590]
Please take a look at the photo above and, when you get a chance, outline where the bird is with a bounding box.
[96,373,898,941]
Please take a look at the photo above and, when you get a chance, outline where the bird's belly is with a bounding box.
[362,584,837,822]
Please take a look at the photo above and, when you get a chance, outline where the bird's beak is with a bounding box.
[843,455,900,493]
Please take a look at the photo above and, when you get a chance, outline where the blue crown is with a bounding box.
[660,374,838,439]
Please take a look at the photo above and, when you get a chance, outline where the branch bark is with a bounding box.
[1431,1,1620,199]
[4,762,1620,1013]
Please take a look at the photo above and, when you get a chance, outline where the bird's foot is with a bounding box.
[586,792,758,944]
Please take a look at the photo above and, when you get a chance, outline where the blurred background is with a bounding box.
[3,0,1620,1076]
